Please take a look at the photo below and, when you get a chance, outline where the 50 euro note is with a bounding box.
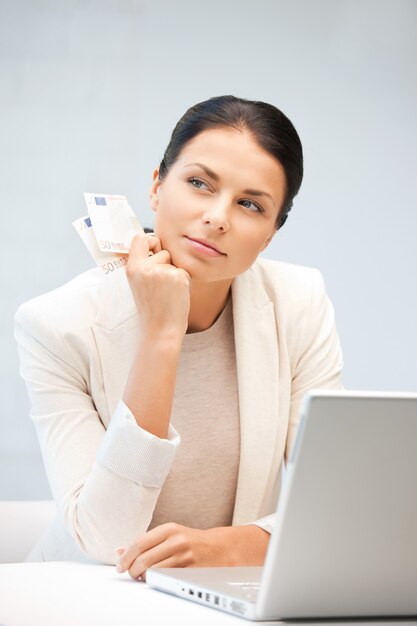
[73,192,147,275]
[72,215,129,275]
[84,192,144,253]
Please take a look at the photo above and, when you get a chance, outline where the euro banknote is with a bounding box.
[84,192,144,253]
[73,192,149,275]
[72,215,128,275]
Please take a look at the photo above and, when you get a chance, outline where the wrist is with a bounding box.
[138,328,184,351]
[207,525,270,567]
[230,525,270,566]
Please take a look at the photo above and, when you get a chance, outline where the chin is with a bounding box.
[165,238,227,281]
[171,253,210,281]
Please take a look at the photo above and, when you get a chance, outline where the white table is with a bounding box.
[0,562,415,626]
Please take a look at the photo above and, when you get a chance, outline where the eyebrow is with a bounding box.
[183,162,276,207]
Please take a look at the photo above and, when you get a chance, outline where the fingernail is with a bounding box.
[116,563,124,574]
[115,546,126,555]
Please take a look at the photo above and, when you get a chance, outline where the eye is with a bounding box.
[188,177,209,190]
[239,199,264,213]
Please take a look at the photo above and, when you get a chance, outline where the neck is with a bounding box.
[186,278,232,333]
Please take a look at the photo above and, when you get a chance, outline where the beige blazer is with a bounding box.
[15,258,343,564]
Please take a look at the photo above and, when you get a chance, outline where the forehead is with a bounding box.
[173,127,286,198]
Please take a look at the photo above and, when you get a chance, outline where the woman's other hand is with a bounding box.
[115,523,270,580]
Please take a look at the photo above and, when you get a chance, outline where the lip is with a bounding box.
[185,236,226,256]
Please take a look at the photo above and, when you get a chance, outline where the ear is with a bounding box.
[149,168,161,212]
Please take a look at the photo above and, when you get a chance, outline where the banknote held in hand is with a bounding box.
[73,193,145,275]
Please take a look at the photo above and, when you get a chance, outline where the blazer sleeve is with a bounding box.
[14,301,180,565]
[250,268,344,535]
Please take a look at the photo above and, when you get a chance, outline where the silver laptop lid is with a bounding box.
[258,390,417,619]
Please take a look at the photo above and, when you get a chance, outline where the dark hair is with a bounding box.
[158,95,303,229]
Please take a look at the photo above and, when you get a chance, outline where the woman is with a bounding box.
[15,95,343,578]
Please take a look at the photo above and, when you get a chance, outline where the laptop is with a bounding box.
[146,390,417,620]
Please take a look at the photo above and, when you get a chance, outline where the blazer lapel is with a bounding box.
[231,266,280,525]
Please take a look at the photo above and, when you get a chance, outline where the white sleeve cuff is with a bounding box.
[96,400,180,488]
[245,513,276,535]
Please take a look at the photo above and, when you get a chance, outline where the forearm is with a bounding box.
[44,400,179,564]
[71,465,161,564]
[123,334,183,439]
[73,334,183,560]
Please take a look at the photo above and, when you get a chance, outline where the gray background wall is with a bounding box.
[1,0,416,499]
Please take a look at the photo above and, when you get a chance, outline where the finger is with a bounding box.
[117,529,165,572]
[149,554,187,570]
[140,554,186,583]
[128,233,162,260]
[118,523,179,573]
[141,249,172,266]
[146,234,162,255]
[126,246,172,279]
[127,543,174,579]
[126,535,186,580]
[175,267,192,286]
[128,232,153,262]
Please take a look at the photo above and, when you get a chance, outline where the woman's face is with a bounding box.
[149,127,287,283]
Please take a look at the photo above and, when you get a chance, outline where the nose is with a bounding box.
[201,199,230,232]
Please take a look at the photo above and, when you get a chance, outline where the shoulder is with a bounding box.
[14,269,116,373]
[248,257,326,304]
[15,266,136,361]
[15,268,106,335]
[15,264,138,368]
[232,258,330,334]
[247,260,341,374]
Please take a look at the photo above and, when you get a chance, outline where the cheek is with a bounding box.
[238,227,271,257]
[153,201,184,253]
[154,200,176,229]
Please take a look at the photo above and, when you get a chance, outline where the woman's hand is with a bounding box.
[126,232,191,341]
[115,523,270,580]
[122,232,191,437]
